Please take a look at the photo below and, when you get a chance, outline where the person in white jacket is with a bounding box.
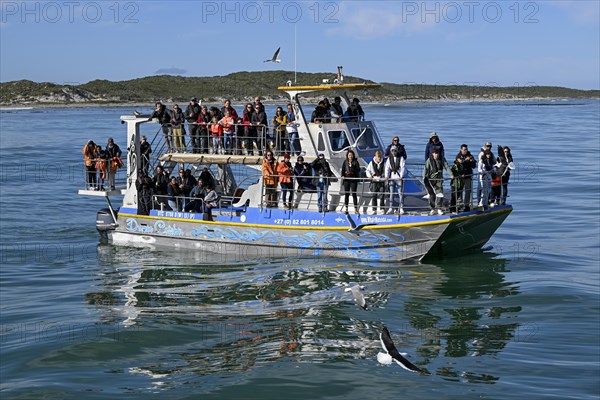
[366,151,386,214]
[384,146,406,214]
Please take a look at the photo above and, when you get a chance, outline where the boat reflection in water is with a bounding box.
[86,245,521,386]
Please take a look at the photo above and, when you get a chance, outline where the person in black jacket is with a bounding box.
[455,144,476,211]
[140,135,152,175]
[384,136,407,159]
[152,165,169,208]
[425,131,445,161]
[149,102,173,152]
[251,103,268,155]
[341,149,361,214]
[311,154,334,213]
[186,97,201,153]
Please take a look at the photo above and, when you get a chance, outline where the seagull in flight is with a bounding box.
[345,213,375,235]
[344,283,367,310]
[377,327,429,374]
[264,47,281,63]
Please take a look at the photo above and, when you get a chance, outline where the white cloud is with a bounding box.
[328,3,437,38]
[550,1,600,25]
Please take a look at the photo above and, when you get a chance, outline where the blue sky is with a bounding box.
[1,0,598,89]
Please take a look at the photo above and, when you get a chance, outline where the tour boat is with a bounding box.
[79,83,512,261]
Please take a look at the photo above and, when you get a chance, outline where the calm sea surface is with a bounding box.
[1,100,599,399]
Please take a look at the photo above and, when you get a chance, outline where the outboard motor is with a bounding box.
[96,208,118,239]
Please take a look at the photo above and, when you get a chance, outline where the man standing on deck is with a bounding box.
[149,102,173,152]
[186,97,201,153]
[385,146,406,214]
[456,144,476,211]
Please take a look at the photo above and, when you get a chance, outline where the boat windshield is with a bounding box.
[351,127,379,150]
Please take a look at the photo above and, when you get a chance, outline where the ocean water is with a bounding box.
[0,100,598,399]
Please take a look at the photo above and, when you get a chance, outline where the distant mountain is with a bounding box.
[1,71,598,105]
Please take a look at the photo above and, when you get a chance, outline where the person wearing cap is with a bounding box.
[478,141,493,163]
[149,102,173,152]
[384,136,407,159]
[82,139,97,189]
[477,142,494,205]
[277,153,294,209]
[366,150,386,214]
[425,131,445,161]
[262,151,279,207]
[385,145,406,214]
[477,149,496,209]
[455,144,476,211]
[105,137,122,190]
[311,154,334,213]
[311,100,330,123]
[186,97,201,153]
[293,156,316,193]
[140,135,152,175]
[423,148,453,215]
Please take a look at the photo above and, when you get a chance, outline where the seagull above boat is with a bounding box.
[377,327,429,374]
[345,213,375,235]
[264,47,281,63]
[344,283,367,310]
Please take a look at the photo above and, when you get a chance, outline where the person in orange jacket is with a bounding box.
[277,153,294,209]
[262,151,278,207]
[209,115,223,154]
[82,139,96,189]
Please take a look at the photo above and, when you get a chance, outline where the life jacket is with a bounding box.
[220,116,235,133]
[210,123,223,137]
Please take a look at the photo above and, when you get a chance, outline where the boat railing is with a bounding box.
[147,121,302,157]
[81,157,127,192]
[136,167,509,216]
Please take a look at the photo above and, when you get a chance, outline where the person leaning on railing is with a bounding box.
[149,102,173,153]
[105,137,123,191]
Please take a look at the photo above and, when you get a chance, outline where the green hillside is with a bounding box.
[1,71,597,105]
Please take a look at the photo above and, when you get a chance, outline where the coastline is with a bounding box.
[1,96,597,109]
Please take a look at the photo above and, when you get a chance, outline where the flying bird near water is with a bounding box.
[345,213,376,235]
[344,283,367,310]
[264,47,281,63]
[377,327,429,374]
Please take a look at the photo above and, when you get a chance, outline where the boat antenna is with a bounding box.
[294,24,297,84]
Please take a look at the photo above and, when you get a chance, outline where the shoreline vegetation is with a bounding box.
[1,70,598,107]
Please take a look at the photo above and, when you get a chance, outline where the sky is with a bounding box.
[0,0,599,89]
